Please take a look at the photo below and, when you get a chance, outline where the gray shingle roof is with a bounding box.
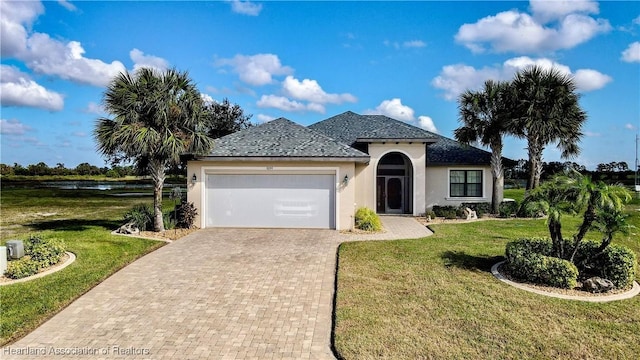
[309,111,439,145]
[309,111,492,166]
[203,117,369,162]
[426,134,492,166]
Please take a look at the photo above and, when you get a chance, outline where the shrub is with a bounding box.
[598,245,637,289]
[355,207,382,231]
[123,203,154,231]
[574,241,637,289]
[176,201,198,229]
[163,213,176,230]
[499,200,519,218]
[460,202,491,217]
[27,236,65,267]
[505,238,578,289]
[4,235,66,279]
[5,257,39,279]
[424,210,436,220]
[432,205,459,219]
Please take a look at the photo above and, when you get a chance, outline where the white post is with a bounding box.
[0,246,7,274]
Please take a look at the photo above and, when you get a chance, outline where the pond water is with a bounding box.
[2,180,185,193]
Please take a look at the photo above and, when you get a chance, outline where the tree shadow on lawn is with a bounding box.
[441,250,504,272]
[28,219,121,232]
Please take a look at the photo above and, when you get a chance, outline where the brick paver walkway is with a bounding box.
[3,217,431,359]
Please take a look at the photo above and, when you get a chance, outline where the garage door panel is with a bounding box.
[206,174,335,229]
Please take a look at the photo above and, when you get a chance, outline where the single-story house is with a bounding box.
[187,111,494,230]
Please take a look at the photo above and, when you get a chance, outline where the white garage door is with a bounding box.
[205,174,336,229]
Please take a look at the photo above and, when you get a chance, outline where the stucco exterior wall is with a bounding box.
[425,165,493,210]
[365,143,427,216]
[187,160,356,230]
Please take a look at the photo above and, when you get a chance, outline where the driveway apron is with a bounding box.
[4,229,340,360]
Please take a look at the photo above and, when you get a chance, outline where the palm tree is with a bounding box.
[511,65,587,190]
[94,68,214,232]
[566,173,632,262]
[455,80,513,213]
[523,171,632,262]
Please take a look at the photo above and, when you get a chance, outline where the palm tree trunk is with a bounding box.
[149,160,166,232]
[527,136,543,190]
[490,143,504,214]
[569,204,595,263]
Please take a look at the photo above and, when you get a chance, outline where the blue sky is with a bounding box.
[1,0,639,170]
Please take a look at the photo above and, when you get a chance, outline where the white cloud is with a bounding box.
[365,98,415,122]
[584,131,602,137]
[529,0,599,22]
[229,0,262,16]
[573,69,612,91]
[256,114,275,123]
[625,123,637,131]
[83,102,104,114]
[0,65,64,111]
[130,48,169,72]
[403,40,427,48]
[72,131,87,137]
[384,39,427,49]
[282,76,357,105]
[0,0,43,56]
[200,93,215,105]
[418,116,438,133]
[364,98,438,133]
[455,1,610,54]
[215,53,293,86]
[0,119,32,135]
[634,15,640,26]
[0,1,126,87]
[432,56,611,100]
[256,95,319,112]
[57,0,77,12]
[621,42,640,63]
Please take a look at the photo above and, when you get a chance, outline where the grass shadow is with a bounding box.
[441,250,504,272]
[28,219,121,232]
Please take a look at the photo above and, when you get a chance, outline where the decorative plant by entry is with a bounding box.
[355,207,382,232]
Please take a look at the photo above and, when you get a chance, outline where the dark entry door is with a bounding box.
[385,177,403,213]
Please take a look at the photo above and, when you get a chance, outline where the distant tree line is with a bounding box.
[0,162,138,178]
[505,159,638,187]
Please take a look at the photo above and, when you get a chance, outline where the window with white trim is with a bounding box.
[450,170,482,197]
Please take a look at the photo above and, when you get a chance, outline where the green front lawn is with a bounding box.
[334,204,640,359]
[0,187,166,345]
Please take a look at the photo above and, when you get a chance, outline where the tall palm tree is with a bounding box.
[94,68,214,231]
[511,65,587,190]
[455,80,513,213]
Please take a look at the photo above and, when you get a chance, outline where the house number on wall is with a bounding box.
[266,166,273,170]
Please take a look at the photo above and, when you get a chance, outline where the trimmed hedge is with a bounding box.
[355,207,382,232]
[432,205,459,219]
[573,241,637,289]
[5,235,66,279]
[505,238,578,289]
[505,237,637,290]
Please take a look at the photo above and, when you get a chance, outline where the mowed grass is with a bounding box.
[0,186,166,345]
[334,196,640,359]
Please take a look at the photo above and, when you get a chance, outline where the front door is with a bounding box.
[377,176,404,214]
[385,177,403,213]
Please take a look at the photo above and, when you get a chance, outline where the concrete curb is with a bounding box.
[1,251,76,286]
[491,261,640,302]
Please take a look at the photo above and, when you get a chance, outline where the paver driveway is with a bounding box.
[4,229,341,360]
[3,217,432,359]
